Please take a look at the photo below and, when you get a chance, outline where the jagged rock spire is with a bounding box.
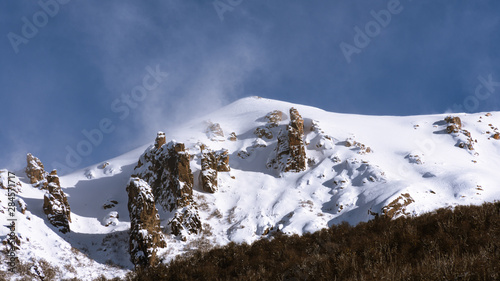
[43,170,71,233]
[25,153,48,186]
[200,148,230,193]
[127,177,166,268]
[133,133,202,238]
[267,107,307,172]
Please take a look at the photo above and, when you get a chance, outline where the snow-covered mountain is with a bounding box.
[2,96,500,280]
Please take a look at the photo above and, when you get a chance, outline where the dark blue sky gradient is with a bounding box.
[1,1,499,173]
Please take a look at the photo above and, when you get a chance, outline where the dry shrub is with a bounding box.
[129,202,500,280]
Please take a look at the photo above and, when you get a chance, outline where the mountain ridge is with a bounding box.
[2,96,500,280]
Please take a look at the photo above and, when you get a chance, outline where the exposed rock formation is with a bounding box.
[154,131,166,149]
[43,170,71,233]
[127,177,166,267]
[345,138,372,155]
[98,162,110,169]
[2,224,21,251]
[17,198,27,214]
[25,153,48,187]
[254,127,274,139]
[229,132,237,141]
[200,149,230,193]
[206,122,225,141]
[265,110,286,126]
[382,193,415,219]
[254,110,287,140]
[134,132,202,237]
[267,108,306,172]
[103,199,118,209]
[445,116,462,133]
[169,207,203,240]
[443,116,475,151]
[309,120,335,150]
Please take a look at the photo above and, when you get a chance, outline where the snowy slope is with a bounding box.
[2,96,500,280]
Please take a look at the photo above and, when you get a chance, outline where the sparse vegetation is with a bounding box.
[208,208,223,220]
[128,202,500,280]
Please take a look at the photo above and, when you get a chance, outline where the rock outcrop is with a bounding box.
[254,127,274,139]
[205,122,225,141]
[25,153,48,187]
[200,149,230,193]
[43,170,71,233]
[254,110,287,140]
[127,177,166,268]
[229,132,238,141]
[444,116,475,151]
[344,138,372,155]
[382,193,415,219]
[309,120,335,150]
[267,108,306,172]
[265,110,286,126]
[445,116,462,134]
[134,132,202,237]
[154,131,166,149]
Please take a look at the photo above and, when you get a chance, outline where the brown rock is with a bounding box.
[445,116,462,133]
[154,131,166,149]
[169,208,202,238]
[103,200,118,209]
[254,126,273,139]
[134,135,202,237]
[229,132,237,141]
[43,170,71,233]
[267,107,306,172]
[2,232,21,251]
[217,149,230,172]
[446,125,459,134]
[206,122,224,141]
[17,198,27,214]
[127,177,166,268]
[99,162,110,169]
[265,110,286,127]
[47,169,60,187]
[493,133,500,140]
[382,193,415,219]
[25,153,48,186]
[200,149,230,193]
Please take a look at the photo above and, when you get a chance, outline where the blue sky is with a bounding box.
[1,1,499,174]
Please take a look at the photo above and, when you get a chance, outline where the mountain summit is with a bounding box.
[2,96,500,279]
